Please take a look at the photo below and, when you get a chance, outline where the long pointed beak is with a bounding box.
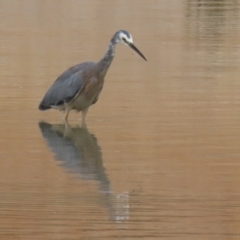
[128,43,147,61]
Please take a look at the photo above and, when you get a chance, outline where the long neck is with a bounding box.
[97,42,116,77]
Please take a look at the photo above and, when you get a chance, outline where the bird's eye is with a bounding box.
[122,37,127,42]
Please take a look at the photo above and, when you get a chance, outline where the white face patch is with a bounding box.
[119,32,133,44]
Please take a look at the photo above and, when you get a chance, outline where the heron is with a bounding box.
[38,30,147,121]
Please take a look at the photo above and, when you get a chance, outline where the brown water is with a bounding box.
[1,0,240,239]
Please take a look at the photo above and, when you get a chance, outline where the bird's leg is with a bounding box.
[81,120,87,129]
[82,108,89,122]
[64,108,70,121]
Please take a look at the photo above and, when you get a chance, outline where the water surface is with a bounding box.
[1,0,240,239]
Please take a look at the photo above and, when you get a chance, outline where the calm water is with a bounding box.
[1,0,240,239]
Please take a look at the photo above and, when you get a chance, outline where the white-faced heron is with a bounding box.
[38,30,147,121]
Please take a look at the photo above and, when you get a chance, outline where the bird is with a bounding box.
[38,30,147,122]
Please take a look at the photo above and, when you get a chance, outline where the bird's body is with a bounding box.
[39,30,146,121]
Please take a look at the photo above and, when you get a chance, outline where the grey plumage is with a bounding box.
[39,62,95,109]
[39,30,146,121]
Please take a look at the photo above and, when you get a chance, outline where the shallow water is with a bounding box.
[1,0,240,239]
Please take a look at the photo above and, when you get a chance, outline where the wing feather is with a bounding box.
[39,62,95,110]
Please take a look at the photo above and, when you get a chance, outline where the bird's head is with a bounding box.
[112,30,147,61]
[116,30,134,45]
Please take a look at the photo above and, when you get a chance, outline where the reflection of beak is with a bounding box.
[128,43,147,61]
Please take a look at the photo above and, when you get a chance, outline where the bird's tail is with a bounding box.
[38,102,51,111]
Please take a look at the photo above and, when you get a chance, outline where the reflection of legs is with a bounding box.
[82,108,89,121]
[64,118,71,137]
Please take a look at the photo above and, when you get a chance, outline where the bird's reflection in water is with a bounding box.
[38,121,129,225]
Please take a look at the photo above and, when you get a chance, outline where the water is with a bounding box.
[1,0,240,239]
